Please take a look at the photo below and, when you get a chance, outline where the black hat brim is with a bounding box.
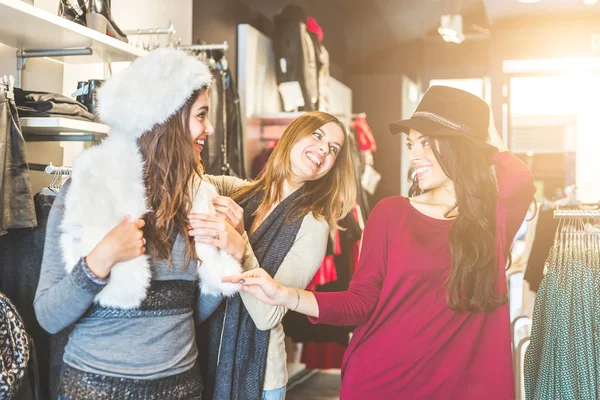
[389,117,498,153]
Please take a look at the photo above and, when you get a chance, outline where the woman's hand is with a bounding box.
[212,196,245,235]
[222,269,291,306]
[188,213,246,262]
[86,216,146,279]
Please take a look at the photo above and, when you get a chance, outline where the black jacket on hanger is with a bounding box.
[272,5,318,111]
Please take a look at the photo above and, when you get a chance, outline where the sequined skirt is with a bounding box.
[57,363,203,400]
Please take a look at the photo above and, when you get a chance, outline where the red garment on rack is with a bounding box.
[306,17,324,41]
[306,255,337,291]
[350,117,377,152]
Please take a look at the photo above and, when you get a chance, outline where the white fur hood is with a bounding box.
[60,49,239,309]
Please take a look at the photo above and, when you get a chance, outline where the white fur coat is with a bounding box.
[61,137,241,309]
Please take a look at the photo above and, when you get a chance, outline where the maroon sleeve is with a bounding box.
[308,199,390,326]
[490,151,536,247]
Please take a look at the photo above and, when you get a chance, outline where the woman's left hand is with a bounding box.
[212,196,245,235]
[188,213,246,262]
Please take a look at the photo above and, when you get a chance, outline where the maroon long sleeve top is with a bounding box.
[310,151,536,400]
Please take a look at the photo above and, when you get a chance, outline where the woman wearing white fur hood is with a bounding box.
[34,48,248,399]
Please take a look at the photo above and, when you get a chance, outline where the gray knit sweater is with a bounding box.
[34,180,224,380]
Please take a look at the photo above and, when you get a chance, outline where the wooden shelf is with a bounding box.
[21,117,109,134]
[0,0,146,63]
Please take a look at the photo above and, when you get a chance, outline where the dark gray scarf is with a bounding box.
[202,187,305,400]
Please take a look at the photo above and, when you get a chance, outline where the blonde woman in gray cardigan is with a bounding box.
[190,111,357,400]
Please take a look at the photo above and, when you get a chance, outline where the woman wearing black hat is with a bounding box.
[224,86,535,400]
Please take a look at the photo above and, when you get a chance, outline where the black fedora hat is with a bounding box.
[389,85,497,152]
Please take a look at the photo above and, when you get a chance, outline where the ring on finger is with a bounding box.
[212,229,220,240]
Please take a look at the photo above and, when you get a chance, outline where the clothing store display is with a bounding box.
[73,79,103,117]
[309,152,535,399]
[389,85,498,153]
[0,90,37,234]
[284,212,361,367]
[85,0,128,43]
[14,88,95,122]
[306,17,330,112]
[351,116,377,153]
[0,194,53,399]
[524,209,559,292]
[272,5,318,111]
[201,55,246,178]
[58,0,85,26]
[0,291,31,399]
[524,212,600,399]
[347,130,371,222]
[203,185,308,400]
[201,175,329,394]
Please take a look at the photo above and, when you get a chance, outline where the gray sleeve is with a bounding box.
[202,175,248,196]
[240,214,329,331]
[196,290,225,324]
[34,181,107,334]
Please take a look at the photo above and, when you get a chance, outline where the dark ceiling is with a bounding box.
[243,0,600,72]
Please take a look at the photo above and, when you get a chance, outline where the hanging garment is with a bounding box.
[306,17,330,112]
[524,209,559,292]
[351,117,377,153]
[272,5,318,111]
[201,59,246,178]
[202,64,225,176]
[0,291,31,399]
[0,193,54,399]
[14,88,95,122]
[0,90,37,234]
[223,68,246,178]
[348,131,371,222]
[524,217,600,399]
[202,188,305,400]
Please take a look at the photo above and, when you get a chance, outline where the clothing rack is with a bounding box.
[29,162,72,175]
[0,75,15,100]
[554,207,600,219]
[179,42,229,52]
[123,24,176,36]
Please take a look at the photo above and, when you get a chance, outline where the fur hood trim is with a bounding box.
[97,48,212,140]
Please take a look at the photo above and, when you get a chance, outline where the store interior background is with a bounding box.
[1,0,600,399]
[3,0,598,204]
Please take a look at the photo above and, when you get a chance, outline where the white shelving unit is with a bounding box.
[20,117,109,134]
[21,117,109,141]
[0,0,146,64]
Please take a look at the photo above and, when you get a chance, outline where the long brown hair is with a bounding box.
[137,88,206,267]
[232,111,356,229]
[408,136,504,313]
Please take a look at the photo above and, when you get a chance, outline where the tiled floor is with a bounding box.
[286,369,341,400]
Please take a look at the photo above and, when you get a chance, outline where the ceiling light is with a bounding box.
[438,15,465,44]
[583,0,598,5]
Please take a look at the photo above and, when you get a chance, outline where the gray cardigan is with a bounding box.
[34,180,223,380]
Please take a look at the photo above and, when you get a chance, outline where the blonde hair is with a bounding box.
[232,111,356,229]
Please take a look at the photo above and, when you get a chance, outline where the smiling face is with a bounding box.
[186,91,214,155]
[288,121,345,185]
[407,129,452,192]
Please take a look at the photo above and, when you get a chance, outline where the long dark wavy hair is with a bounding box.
[137,88,206,268]
[408,136,506,313]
